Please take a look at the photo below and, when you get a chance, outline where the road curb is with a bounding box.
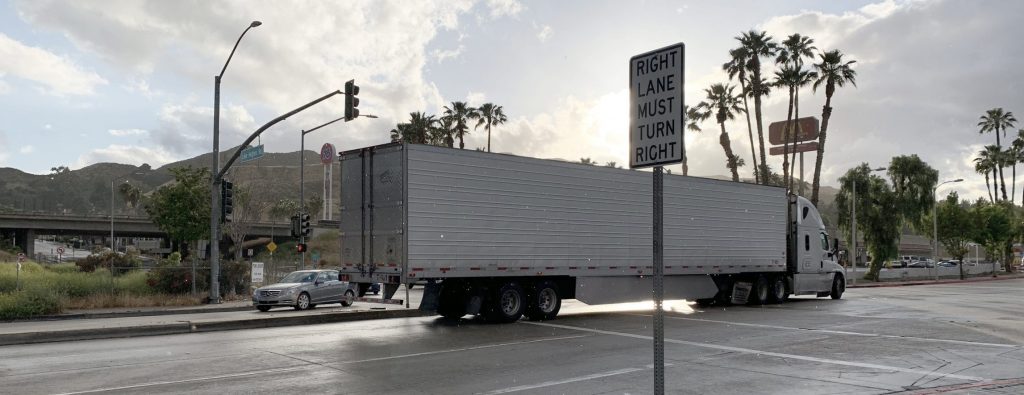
[849,274,1023,288]
[0,309,433,346]
[28,305,254,321]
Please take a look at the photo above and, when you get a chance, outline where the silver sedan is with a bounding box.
[252,270,355,312]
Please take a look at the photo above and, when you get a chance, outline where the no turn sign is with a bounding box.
[629,43,685,169]
[57,247,65,255]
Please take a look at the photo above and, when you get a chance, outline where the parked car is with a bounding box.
[252,270,355,312]
[907,260,934,268]
[937,260,959,267]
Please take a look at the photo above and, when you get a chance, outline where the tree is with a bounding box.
[773,65,798,190]
[776,34,817,193]
[977,108,1017,201]
[974,154,994,203]
[971,201,1014,273]
[926,192,974,279]
[1012,129,1024,204]
[143,167,210,258]
[476,103,507,153]
[390,112,438,145]
[810,50,857,205]
[887,155,939,232]
[680,104,705,176]
[304,194,324,219]
[698,83,745,181]
[580,157,596,165]
[222,183,268,260]
[117,182,142,214]
[723,47,758,183]
[736,31,777,183]
[442,101,480,149]
[604,161,620,168]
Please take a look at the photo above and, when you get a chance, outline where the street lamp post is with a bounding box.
[932,178,963,281]
[298,114,377,268]
[849,166,887,285]
[210,21,261,304]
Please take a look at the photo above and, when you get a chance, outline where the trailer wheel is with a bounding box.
[768,276,788,303]
[438,283,467,320]
[830,274,845,300]
[748,275,769,305]
[525,280,561,321]
[484,281,525,323]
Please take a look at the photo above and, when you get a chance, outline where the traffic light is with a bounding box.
[221,180,234,222]
[296,243,307,253]
[300,213,312,237]
[344,79,360,121]
[289,215,300,238]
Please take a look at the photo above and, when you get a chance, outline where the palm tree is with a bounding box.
[442,101,480,149]
[682,104,706,176]
[737,31,778,182]
[475,103,507,153]
[390,112,438,144]
[974,155,994,202]
[809,49,857,205]
[773,65,798,190]
[978,108,1017,201]
[435,116,456,148]
[788,67,817,193]
[723,47,758,183]
[699,83,746,181]
[777,34,817,194]
[1011,129,1024,202]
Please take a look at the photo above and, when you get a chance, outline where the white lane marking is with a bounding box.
[53,334,590,394]
[930,285,1024,291]
[340,334,591,364]
[625,313,1020,349]
[54,366,308,395]
[522,321,987,382]
[479,364,673,394]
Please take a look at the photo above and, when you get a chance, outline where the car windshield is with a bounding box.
[279,271,317,284]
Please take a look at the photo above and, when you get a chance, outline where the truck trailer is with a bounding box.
[338,143,844,322]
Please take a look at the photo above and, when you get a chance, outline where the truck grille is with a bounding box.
[260,290,281,297]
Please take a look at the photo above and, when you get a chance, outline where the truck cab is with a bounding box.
[790,196,845,298]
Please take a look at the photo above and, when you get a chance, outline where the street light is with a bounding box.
[849,166,887,285]
[210,20,261,304]
[298,113,378,268]
[932,178,963,281]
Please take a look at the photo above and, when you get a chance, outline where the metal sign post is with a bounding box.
[630,42,684,395]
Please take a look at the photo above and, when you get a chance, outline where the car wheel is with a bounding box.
[256,306,271,312]
[524,280,561,321]
[295,292,312,310]
[830,274,845,300]
[341,290,355,307]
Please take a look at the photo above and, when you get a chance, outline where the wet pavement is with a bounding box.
[1,279,1022,394]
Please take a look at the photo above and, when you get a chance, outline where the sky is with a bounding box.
[0,0,1022,201]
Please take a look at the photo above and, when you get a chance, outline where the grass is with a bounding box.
[0,261,206,320]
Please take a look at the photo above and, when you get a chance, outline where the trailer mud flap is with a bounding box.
[731,282,752,304]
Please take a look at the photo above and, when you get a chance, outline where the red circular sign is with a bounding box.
[320,143,336,165]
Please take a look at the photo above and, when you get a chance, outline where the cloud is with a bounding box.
[108,128,148,136]
[536,25,552,42]
[19,145,34,154]
[150,101,255,156]
[465,91,487,106]
[745,0,1024,200]
[74,144,176,169]
[0,78,10,94]
[0,33,107,96]
[123,78,161,98]
[0,130,8,165]
[486,0,524,18]
[43,124,52,130]
[432,45,465,63]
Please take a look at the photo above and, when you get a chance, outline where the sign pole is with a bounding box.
[653,165,664,394]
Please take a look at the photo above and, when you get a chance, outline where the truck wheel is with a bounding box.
[341,290,355,307]
[830,274,845,300]
[768,276,788,303]
[484,281,525,323]
[525,281,561,321]
[357,283,369,297]
[438,283,467,319]
[748,276,769,305]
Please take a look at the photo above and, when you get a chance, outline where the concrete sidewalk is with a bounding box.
[848,273,1023,288]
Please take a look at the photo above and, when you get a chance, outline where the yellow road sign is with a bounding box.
[267,242,277,253]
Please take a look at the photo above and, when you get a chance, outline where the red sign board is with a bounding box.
[768,117,819,146]
[769,141,819,156]
[320,143,336,165]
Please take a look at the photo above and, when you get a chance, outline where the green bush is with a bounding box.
[49,263,80,273]
[146,253,207,294]
[0,287,62,320]
[75,251,140,275]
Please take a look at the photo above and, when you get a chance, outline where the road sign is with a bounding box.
[266,241,277,253]
[769,141,819,156]
[17,253,26,263]
[311,251,321,264]
[320,143,336,165]
[251,262,264,284]
[768,117,819,145]
[240,144,265,163]
[57,247,65,255]
[630,43,685,169]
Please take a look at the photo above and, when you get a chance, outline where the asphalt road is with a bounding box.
[2,279,1023,394]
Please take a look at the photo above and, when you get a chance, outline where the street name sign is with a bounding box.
[630,43,685,169]
[240,144,265,163]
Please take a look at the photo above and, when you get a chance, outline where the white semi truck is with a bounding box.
[338,143,845,322]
